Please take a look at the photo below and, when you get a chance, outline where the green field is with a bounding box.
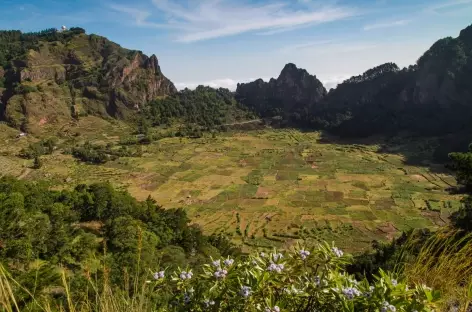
[0,118,462,252]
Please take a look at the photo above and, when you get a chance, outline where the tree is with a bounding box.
[448,145,472,190]
[33,156,42,169]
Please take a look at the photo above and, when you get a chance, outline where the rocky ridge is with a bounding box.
[0,28,176,133]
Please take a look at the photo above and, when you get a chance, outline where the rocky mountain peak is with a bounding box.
[235,63,326,123]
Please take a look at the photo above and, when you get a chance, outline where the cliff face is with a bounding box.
[235,63,326,124]
[0,29,176,132]
[236,24,472,137]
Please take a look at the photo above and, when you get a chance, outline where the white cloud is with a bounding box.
[175,77,270,91]
[175,74,351,92]
[321,75,351,90]
[148,0,357,43]
[363,19,410,31]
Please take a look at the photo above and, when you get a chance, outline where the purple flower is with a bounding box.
[224,258,234,266]
[272,253,283,261]
[212,260,221,268]
[153,271,165,280]
[314,276,321,286]
[332,247,344,257]
[179,271,193,280]
[214,268,228,279]
[260,252,266,258]
[381,301,396,312]
[341,287,361,300]
[299,249,311,260]
[391,279,398,287]
[240,286,252,298]
[204,299,215,308]
[183,293,191,304]
[267,262,284,273]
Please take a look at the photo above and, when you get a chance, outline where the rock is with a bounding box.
[1,31,177,131]
[20,65,66,83]
[235,63,326,123]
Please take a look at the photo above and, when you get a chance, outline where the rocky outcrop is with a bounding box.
[0,30,177,130]
[110,53,176,112]
[20,65,66,83]
[235,63,326,124]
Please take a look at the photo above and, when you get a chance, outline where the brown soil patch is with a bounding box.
[410,174,427,182]
[375,222,399,240]
[325,191,344,201]
[301,214,317,221]
[421,210,448,226]
[255,187,271,199]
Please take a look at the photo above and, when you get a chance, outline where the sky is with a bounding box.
[1,0,472,90]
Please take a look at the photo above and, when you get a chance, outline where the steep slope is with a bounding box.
[317,24,472,137]
[0,28,176,133]
[236,23,472,138]
[235,63,326,125]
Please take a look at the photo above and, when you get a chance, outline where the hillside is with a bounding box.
[237,24,472,140]
[0,28,176,134]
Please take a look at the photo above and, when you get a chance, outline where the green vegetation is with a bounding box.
[19,137,57,159]
[0,176,238,310]
[1,242,447,312]
[0,127,462,252]
[145,86,255,129]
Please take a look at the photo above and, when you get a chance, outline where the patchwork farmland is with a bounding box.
[0,123,461,252]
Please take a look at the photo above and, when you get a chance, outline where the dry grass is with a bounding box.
[402,230,472,311]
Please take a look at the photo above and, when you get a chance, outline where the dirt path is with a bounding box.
[222,119,262,126]
[18,168,32,179]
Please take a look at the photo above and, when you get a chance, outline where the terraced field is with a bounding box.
[0,122,462,252]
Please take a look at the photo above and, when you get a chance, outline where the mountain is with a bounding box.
[0,28,176,133]
[235,63,327,126]
[237,24,472,137]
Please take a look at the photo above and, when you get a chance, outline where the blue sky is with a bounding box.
[1,0,472,90]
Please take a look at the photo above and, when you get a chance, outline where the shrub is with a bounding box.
[0,242,440,311]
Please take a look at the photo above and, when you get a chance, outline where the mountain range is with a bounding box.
[1,24,472,140]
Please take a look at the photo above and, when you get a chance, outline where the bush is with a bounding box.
[72,141,109,164]
[0,242,441,311]
[14,84,38,94]
[19,138,57,159]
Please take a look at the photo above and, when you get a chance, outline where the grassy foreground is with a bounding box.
[1,232,471,312]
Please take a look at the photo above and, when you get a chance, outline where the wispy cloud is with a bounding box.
[363,19,410,31]
[425,0,472,14]
[141,0,358,43]
[278,39,335,53]
[279,40,376,54]
[109,4,165,28]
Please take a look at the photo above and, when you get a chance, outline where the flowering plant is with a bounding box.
[148,242,440,311]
